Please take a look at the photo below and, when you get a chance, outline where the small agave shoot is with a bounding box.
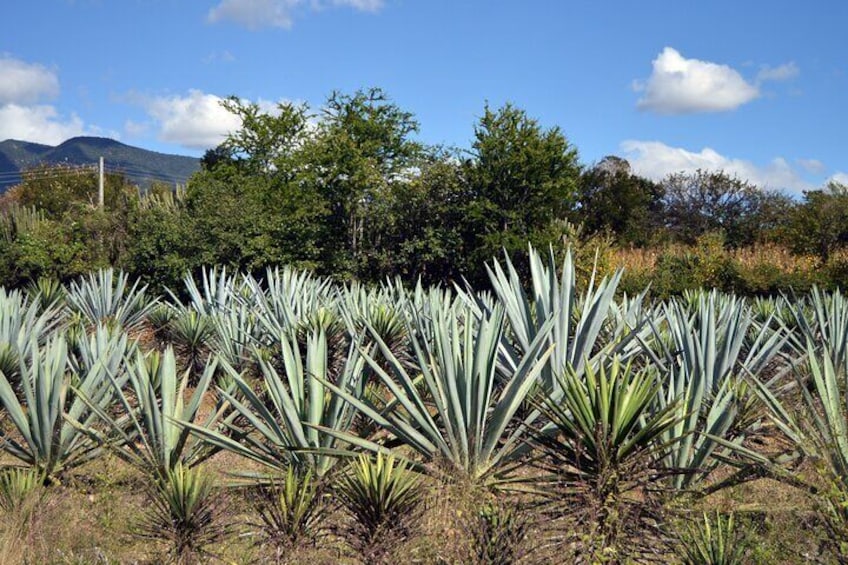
[25,277,66,312]
[530,356,683,562]
[468,501,533,565]
[0,467,46,564]
[0,467,45,529]
[167,309,214,376]
[321,295,554,484]
[336,453,423,564]
[676,512,750,565]
[0,332,127,484]
[138,463,228,565]
[250,465,328,561]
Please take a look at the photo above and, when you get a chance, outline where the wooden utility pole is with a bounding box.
[98,156,104,209]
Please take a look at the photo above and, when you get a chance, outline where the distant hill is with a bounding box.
[0,137,201,191]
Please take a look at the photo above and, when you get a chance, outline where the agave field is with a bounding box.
[1,246,848,563]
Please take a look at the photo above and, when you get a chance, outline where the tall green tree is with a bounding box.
[788,182,848,261]
[464,103,581,276]
[304,88,423,277]
[661,169,766,247]
[186,98,327,273]
[363,152,471,283]
[576,156,665,246]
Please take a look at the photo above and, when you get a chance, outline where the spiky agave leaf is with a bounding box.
[319,296,554,483]
[736,337,848,559]
[483,245,635,393]
[179,328,368,478]
[65,268,157,333]
[72,348,229,482]
[646,290,787,491]
[0,335,127,482]
[0,288,64,386]
[247,265,335,339]
[529,356,684,561]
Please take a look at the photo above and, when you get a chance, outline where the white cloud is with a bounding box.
[207,0,383,29]
[123,119,149,137]
[0,103,91,145]
[798,158,826,175]
[620,139,813,194]
[756,62,799,83]
[143,90,243,150]
[334,0,382,10]
[0,55,60,105]
[635,47,760,114]
[831,172,848,186]
[202,50,236,64]
[0,55,105,145]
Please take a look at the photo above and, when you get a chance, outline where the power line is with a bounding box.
[0,163,195,187]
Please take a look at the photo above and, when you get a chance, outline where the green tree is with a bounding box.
[362,152,471,283]
[11,163,135,219]
[661,169,765,246]
[464,102,581,276]
[185,98,327,273]
[304,88,423,277]
[788,182,848,261]
[576,156,665,246]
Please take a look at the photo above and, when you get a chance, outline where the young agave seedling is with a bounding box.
[138,463,228,565]
[336,453,423,563]
[677,512,749,565]
[250,465,328,557]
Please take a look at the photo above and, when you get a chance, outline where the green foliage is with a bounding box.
[661,169,768,247]
[12,164,133,219]
[0,334,127,483]
[336,453,423,562]
[138,463,227,565]
[677,512,750,565]
[650,290,785,491]
[250,466,328,555]
[788,181,848,261]
[577,158,665,246]
[464,103,581,281]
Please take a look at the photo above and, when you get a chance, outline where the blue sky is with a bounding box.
[2,0,846,193]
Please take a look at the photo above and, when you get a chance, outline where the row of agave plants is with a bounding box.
[0,246,847,562]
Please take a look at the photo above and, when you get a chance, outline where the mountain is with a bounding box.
[0,137,201,191]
